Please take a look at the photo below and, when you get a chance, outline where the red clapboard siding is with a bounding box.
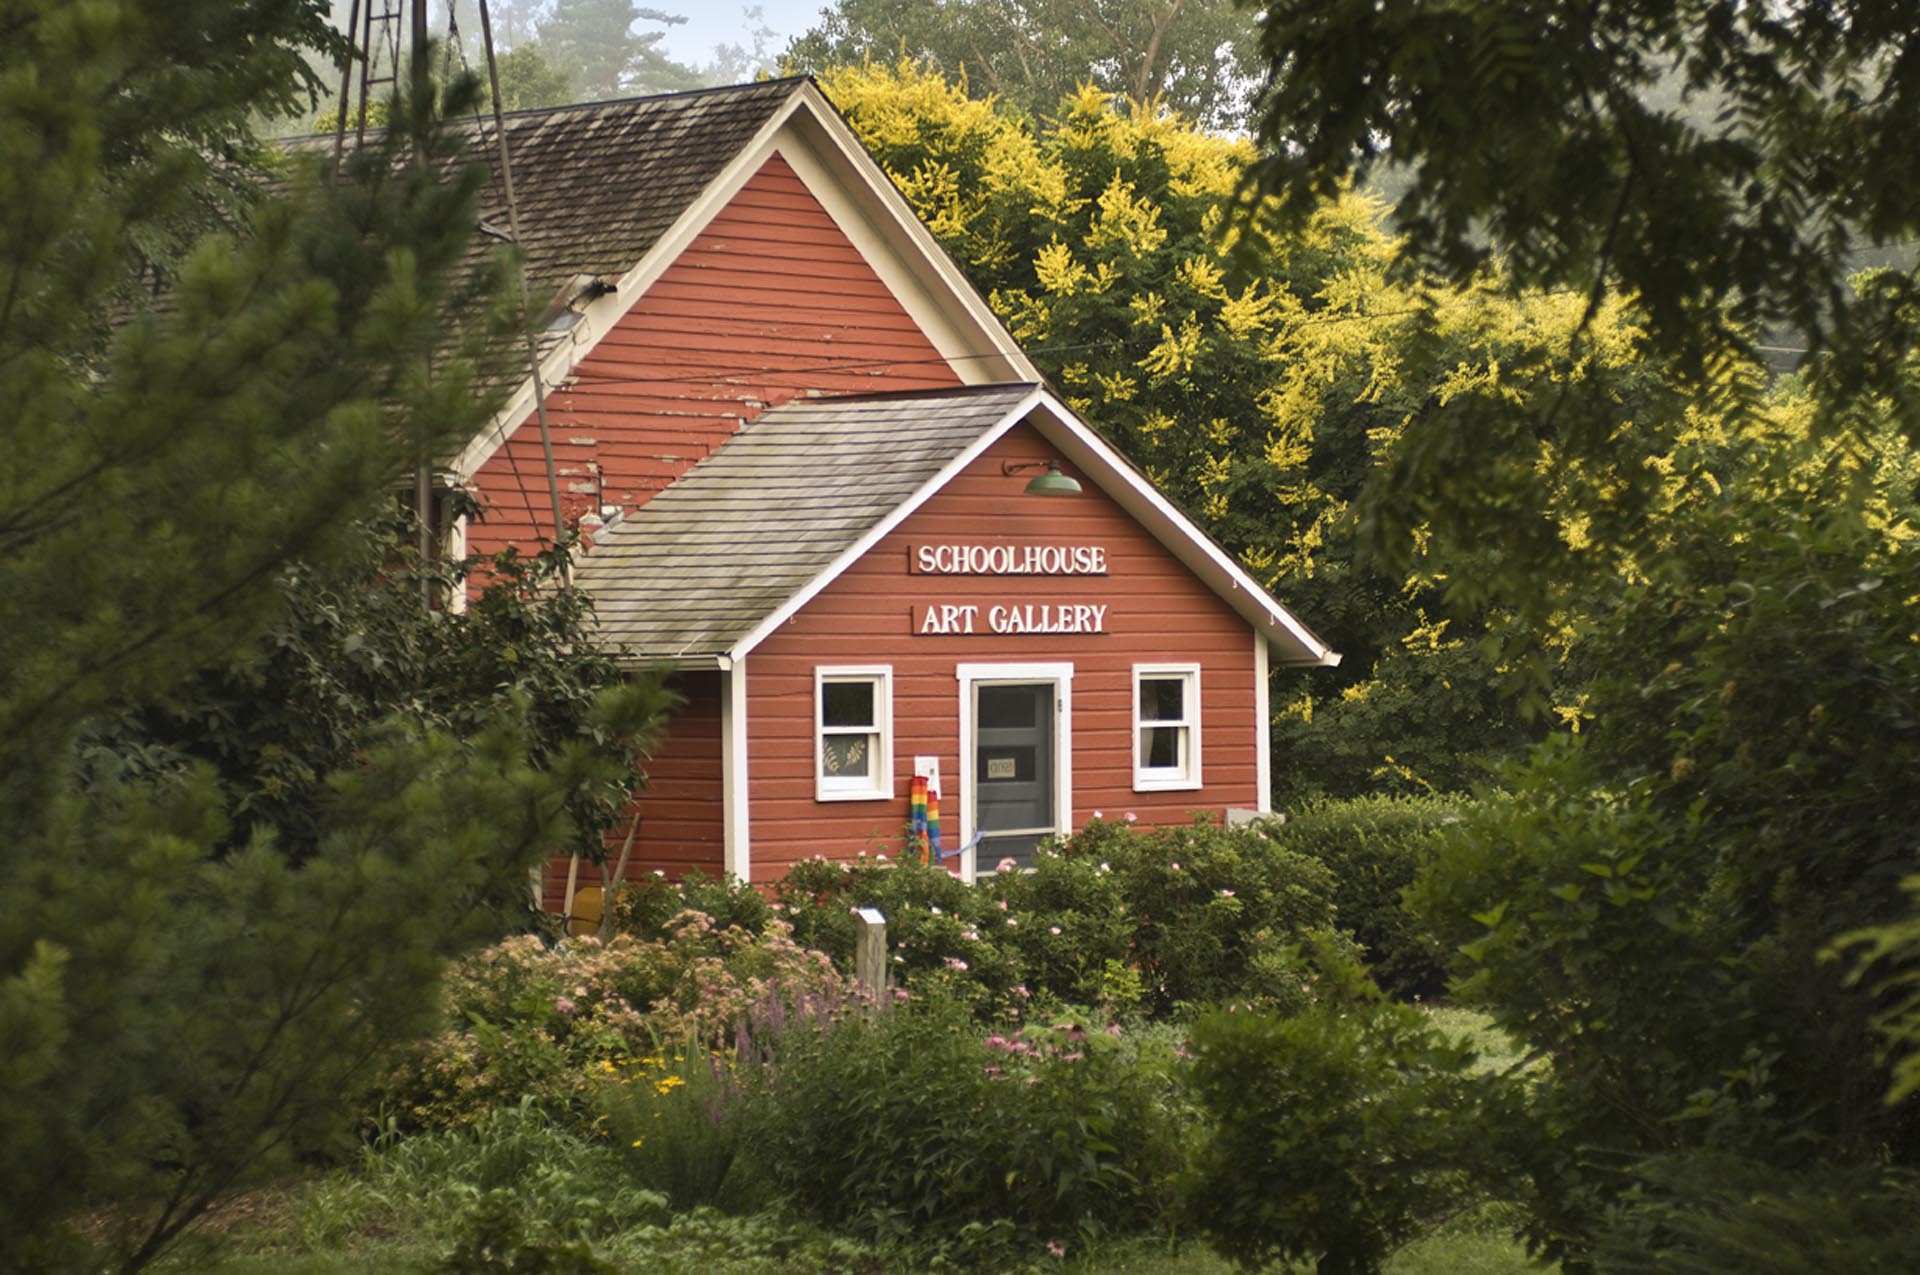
[539,670,726,909]
[744,423,1260,882]
[467,153,961,562]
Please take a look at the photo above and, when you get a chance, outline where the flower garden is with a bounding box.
[170,799,1543,1275]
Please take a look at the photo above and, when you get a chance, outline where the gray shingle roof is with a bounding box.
[451,77,804,312]
[281,79,809,403]
[575,383,1040,661]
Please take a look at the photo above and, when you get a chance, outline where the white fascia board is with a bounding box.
[452,84,1035,484]
[451,90,811,483]
[781,83,1039,386]
[1022,393,1341,669]
[725,385,1338,669]
[727,385,1048,660]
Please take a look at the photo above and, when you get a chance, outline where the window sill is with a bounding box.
[815,786,895,803]
[1132,775,1202,793]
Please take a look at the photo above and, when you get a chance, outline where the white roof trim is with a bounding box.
[451,82,1038,484]
[726,388,1339,669]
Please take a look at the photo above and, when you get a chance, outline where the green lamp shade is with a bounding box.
[1023,462,1082,495]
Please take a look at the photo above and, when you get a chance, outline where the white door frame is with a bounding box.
[955,662,1073,881]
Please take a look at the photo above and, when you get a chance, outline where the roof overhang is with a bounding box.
[717,387,1339,669]
[450,80,1040,486]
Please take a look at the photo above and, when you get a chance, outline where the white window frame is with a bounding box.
[815,665,894,802]
[1133,663,1202,792]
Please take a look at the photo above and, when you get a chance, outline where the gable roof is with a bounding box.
[571,385,1339,671]
[346,77,1044,480]
[573,383,1041,660]
[453,78,806,321]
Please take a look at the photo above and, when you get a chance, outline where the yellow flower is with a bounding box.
[630,1137,645,1148]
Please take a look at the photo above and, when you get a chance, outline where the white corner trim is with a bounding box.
[1254,632,1272,813]
[722,656,751,883]
[955,662,1074,885]
[782,84,1038,385]
[813,664,895,803]
[726,385,1047,659]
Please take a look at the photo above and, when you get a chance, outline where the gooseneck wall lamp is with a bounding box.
[1001,459,1083,496]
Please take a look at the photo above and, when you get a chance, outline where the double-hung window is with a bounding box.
[1132,664,1201,791]
[816,666,893,801]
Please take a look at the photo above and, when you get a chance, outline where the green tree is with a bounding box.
[1235,3,1920,1263]
[99,518,669,864]
[493,42,576,110]
[817,63,1675,800]
[790,0,1264,129]
[0,4,663,1270]
[538,0,702,100]
[1239,0,1920,610]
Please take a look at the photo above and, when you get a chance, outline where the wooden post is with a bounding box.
[852,906,888,1000]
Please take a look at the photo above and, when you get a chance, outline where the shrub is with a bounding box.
[302,1103,669,1253]
[1273,795,1468,998]
[776,817,1346,1019]
[613,869,773,939]
[747,997,1186,1265]
[1182,942,1529,1275]
[377,915,857,1131]
[597,1042,748,1211]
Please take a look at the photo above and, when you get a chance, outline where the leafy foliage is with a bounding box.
[746,996,1185,1264]
[1243,0,1920,427]
[0,7,668,1271]
[535,0,701,100]
[1409,436,1920,1259]
[380,918,857,1131]
[1183,943,1528,1275]
[816,63,1676,797]
[97,523,667,862]
[1274,795,1469,999]
[789,0,1263,130]
[775,816,1345,1018]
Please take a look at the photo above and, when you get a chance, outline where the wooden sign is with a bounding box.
[914,603,1108,636]
[910,543,1108,576]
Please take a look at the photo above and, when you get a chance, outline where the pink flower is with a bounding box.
[944,956,969,972]
[1122,811,1137,824]
[996,857,1018,873]
[1063,1051,1084,1062]
[1170,862,1181,871]
[1091,810,1103,820]
[997,899,1009,910]
[1105,1023,1123,1037]
[1049,925,1062,936]
[1006,917,1017,927]
[1048,1240,1067,1258]
[1219,888,1235,897]
[554,996,576,1014]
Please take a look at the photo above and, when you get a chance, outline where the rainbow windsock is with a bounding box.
[909,774,931,864]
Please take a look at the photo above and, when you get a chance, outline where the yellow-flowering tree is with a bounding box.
[818,63,1685,800]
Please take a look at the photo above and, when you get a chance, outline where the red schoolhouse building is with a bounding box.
[430,78,1338,906]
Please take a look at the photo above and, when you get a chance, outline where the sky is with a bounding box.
[654,0,829,68]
